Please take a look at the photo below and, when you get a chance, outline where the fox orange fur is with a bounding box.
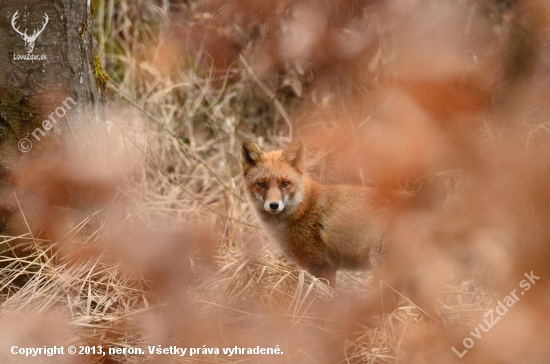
[240,138,413,283]
[241,138,444,320]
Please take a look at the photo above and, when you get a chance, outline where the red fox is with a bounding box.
[241,138,441,319]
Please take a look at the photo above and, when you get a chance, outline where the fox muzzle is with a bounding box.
[264,199,284,214]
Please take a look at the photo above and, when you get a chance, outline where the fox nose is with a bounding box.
[269,202,279,210]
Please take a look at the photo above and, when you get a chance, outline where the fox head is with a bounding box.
[241,138,305,215]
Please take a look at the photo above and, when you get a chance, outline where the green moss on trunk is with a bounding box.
[92,52,109,98]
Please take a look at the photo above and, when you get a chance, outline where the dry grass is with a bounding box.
[2,0,550,363]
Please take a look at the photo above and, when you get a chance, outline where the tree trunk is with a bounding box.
[0,0,109,233]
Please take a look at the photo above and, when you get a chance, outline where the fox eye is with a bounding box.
[257,182,267,189]
[281,181,290,188]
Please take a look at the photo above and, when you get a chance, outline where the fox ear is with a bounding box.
[281,138,305,172]
[241,138,265,172]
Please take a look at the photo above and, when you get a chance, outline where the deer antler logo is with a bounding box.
[11,11,49,54]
